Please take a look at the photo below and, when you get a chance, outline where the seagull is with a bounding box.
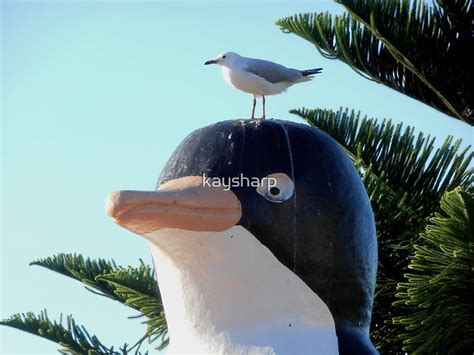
[205,51,322,119]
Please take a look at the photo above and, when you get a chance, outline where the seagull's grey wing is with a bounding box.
[244,58,301,84]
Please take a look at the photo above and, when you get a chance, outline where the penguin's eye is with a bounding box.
[269,187,280,196]
[257,173,294,203]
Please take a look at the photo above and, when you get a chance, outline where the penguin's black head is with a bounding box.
[107,119,377,353]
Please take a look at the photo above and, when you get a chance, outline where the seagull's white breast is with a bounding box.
[222,67,289,96]
[145,226,339,354]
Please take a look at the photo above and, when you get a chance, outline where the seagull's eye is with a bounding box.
[222,55,226,59]
[257,173,294,203]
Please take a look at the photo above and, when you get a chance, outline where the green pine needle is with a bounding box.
[276,0,473,123]
[393,188,474,353]
[31,254,120,301]
[97,265,169,349]
[29,254,168,349]
[0,310,146,354]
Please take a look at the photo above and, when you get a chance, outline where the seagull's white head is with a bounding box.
[204,51,240,67]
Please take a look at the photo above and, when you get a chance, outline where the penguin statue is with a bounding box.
[106,119,378,354]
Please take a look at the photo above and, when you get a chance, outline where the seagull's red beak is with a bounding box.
[106,176,241,235]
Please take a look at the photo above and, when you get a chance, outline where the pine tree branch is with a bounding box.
[276,0,474,123]
[291,107,473,216]
[338,0,463,119]
[30,254,121,301]
[96,264,169,348]
[30,254,168,349]
[0,310,146,354]
[393,187,474,354]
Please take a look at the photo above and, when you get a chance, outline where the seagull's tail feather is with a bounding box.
[301,68,323,76]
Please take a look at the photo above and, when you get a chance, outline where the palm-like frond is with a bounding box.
[29,254,168,350]
[393,187,474,354]
[31,254,120,301]
[97,266,169,349]
[292,107,473,217]
[0,311,147,354]
[291,107,473,352]
[277,0,473,124]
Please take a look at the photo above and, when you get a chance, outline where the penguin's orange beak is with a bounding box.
[105,176,241,235]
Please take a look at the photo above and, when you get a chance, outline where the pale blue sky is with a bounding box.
[1,0,472,353]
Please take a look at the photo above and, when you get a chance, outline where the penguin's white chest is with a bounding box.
[145,226,338,354]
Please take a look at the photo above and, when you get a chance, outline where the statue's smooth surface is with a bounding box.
[106,119,378,354]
